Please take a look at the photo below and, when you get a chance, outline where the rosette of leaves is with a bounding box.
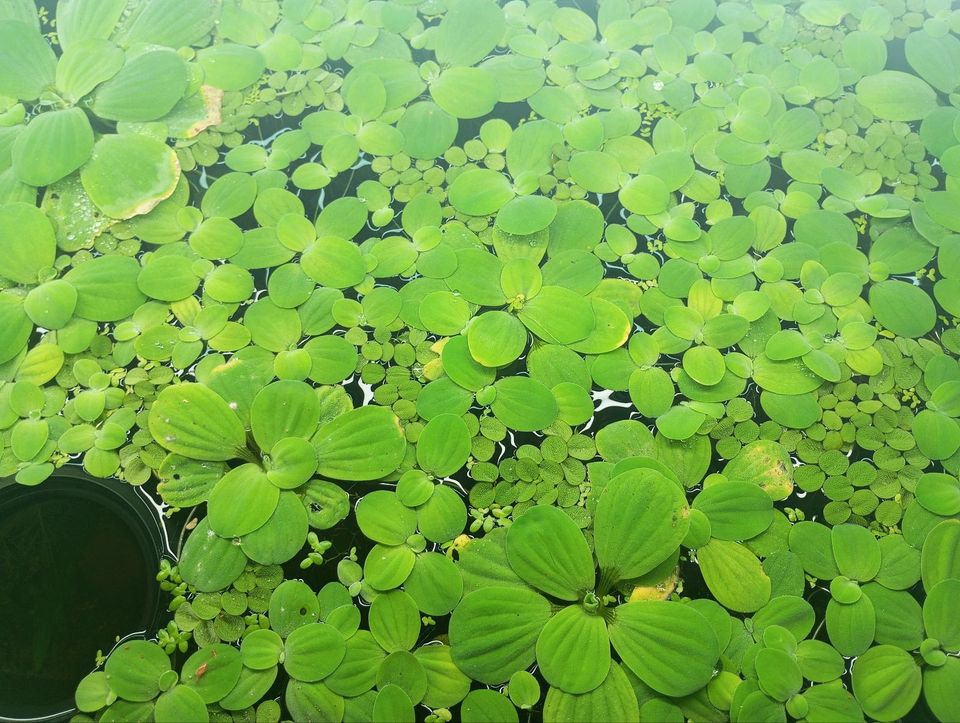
[450,467,721,705]
[789,521,924,659]
[149,379,406,589]
[74,639,251,723]
[0,0,230,219]
[354,473,466,614]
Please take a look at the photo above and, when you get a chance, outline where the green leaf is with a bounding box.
[697,539,771,613]
[449,587,552,684]
[722,440,794,500]
[80,134,180,219]
[417,413,471,477]
[398,102,458,160]
[92,49,188,122]
[856,70,937,121]
[312,406,406,481]
[468,311,528,367]
[178,518,246,592]
[491,376,559,432]
[180,644,243,704]
[869,280,936,339]
[373,685,414,723]
[208,463,279,537]
[430,67,499,119]
[269,580,320,638]
[240,629,284,670]
[0,20,56,100]
[461,690,519,723]
[154,685,208,723]
[104,640,171,702]
[608,601,719,697]
[851,645,921,722]
[434,0,505,67]
[496,196,557,235]
[923,579,960,652]
[284,623,347,682]
[692,481,774,541]
[448,169,514,216]
[149,383,245,461]
[536,605,610,694]
[240,491,309,565]
[755,648,802,702]
[541,663,639,723]
[417,483,467,544]
[506,505,594,600]
[285,681,344,723]
[921,519,960,592]
[24,279,78,330]
[369,591,420,653]
[251,380,320,451]
[924,658,960,723]
[405,552,463,615]
[356,491,418,546]
[0,202,56,284]
[594,469,689,581]
[825,595,875,657]
[55,0,126,49]
[913,410,960,460]
[198,44,266,91]
[831,524,881,582]
[12,108,94,187]
[518,286,595,345]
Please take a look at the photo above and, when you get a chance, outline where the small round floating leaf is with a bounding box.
[312,406,406,481]
[198,43,266,91]
[284,681,344,723]
[831,524,881,582]
[416,484,468,544]
[461,690,518,723]
[137,255,200,301]
[417,413,471,478]
[149,383,245,461]
[365,543,416,591]
[495,196,557,235]
[250,380,321,452]
[851,645,921,722]
[913,410,960,461]
[506,505,594,600]
[373,685,414,723]
[398,102,458,160]
[924,658,960,723]
[430,67,499,119]
[240,629,284,670]
[81,134,180,219]
[517,286,595,345]
[916,473,960,516]
[608,601,719,698]
[434,0,505,67]
[449,587,552,684]
[467,311,527,368]
[301,237,366,289]
[755,648,802,702]
[12,107,93,187]
[921,519,960,592]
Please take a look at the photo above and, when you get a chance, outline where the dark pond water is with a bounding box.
[0,476,163,721]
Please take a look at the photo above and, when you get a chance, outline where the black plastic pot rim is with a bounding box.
[0,465,175,723]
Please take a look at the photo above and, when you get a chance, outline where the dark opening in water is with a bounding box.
[0,472,163,721]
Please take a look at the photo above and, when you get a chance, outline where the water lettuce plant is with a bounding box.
[0,0,955,720]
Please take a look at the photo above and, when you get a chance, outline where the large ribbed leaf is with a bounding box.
[92,48,188,122]
[416,413,471,477]
[0,293,37,365]
[825,596,875,657]
[449,587,551,684]
[113,0,218,48]
[921,519,960,592]
[692,481,774,541]
[56,39,124,101]
[851,645,921,722]
[149,383,246,461]
[64,255,146,321]
[542,663,639,723]
[434,0,505,67]
[208,464,279,538]
[55,0,126,49]
[697,539,771,613]
[250,380,321,451]
[506,505,594,601]
[0,202,56,284]
[12,108,94,187]
[832,524,881,582]
[0,21,56,100]
[924,658,960,723]
[608,601,719,697]
[594,469,689,582]
[535,605,610,694]
[312,406,406,481]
